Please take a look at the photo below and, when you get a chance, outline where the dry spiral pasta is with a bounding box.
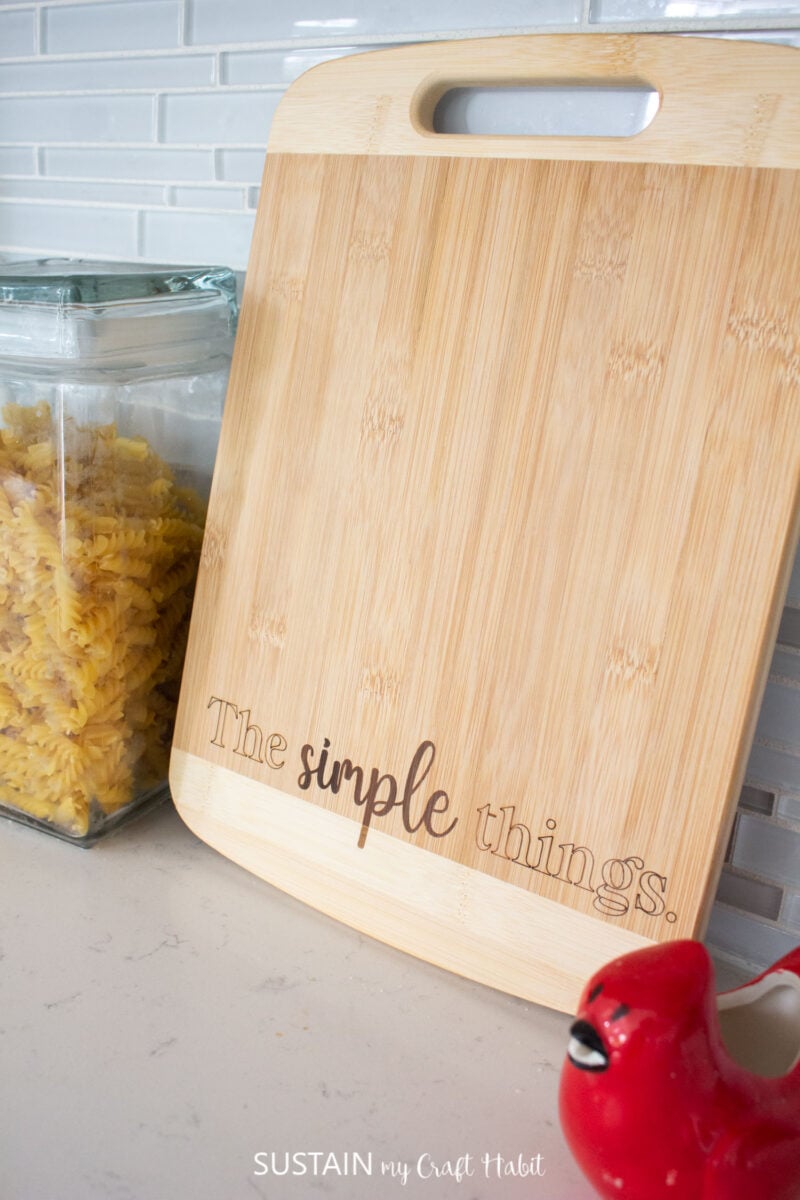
[0,402,206,838]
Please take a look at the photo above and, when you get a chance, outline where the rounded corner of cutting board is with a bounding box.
[169,745,206,840]
[168,747,655,1014]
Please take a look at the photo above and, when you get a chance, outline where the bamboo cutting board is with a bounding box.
[171,35,800,1013]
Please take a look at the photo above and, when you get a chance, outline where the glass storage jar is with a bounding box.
[0,259,237,843]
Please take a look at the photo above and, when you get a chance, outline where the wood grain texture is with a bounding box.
[172,748,651,1013]
[171,36,800,1007]
[267,35,800,168]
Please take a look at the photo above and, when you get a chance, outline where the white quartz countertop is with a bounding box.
[1,799,601,1200]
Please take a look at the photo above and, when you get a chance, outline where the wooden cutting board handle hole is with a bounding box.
[431,84,660,139]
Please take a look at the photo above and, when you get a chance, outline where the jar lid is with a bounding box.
[0,259,238,365]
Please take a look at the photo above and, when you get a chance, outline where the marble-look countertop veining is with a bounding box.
[1,801,745,1200]
[1,801,591,1200]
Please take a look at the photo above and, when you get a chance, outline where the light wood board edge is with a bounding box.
[171,748,653,1013]
[267,34,800,167]
[694,496,800,939]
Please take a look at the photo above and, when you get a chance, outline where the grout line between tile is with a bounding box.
[0,21,796,74]
[0,22,796,80]
[0,23,794,67]
[751,733,800,758]
[33,1,42,55]
[0,85,286,98]
[4,140,268,149]
[178,0,188,50]
[0,195,257,214]
[150,92,159,142]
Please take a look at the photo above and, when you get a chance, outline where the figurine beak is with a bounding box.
[568,1019,610,1072]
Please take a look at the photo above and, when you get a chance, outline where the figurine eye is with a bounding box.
[568,1019,610,1072]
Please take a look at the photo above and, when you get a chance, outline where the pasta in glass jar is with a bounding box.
[0,260,236,842]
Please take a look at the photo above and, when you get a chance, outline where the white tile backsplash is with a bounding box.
[0,93,154,142]
[591,0,800,18]
[42,0,182,54]
[783,889,800,930]
[186,0,579,47]
[770,645,800,686]
[0,53,216,93]
[697,27,800,41]
[0,176,164,203]
[0,0,798,974]
[159,89,281,144]
[216,148,267,183]
[41,145,215,180]
[732,812,800,886]
[778,794,800,822]
[0,146,36,174]
[739,784,775,814]
[754,680,800,750]
[0,198,138,256]
[779,606,800,648]
[716,866,783,920]
[220,45,375,86]
[787,551,800,606]
[746,740,800,796]
[706,903,800,968]
[168,183,245,209]
[140,206,255,264]
[0,9,36,58]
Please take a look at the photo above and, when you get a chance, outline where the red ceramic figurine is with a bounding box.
[559,939,800,1199]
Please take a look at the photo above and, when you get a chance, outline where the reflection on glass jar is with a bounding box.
[0,259,237,843]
